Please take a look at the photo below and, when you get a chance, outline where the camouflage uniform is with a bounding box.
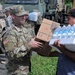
[23,20,35,72]
[2,5,42,75]
[2,5,35,75]
[2,24,34,75]
[0,13,8,75]
[0,14,6,53]
[0,19,6,34]
[23,20,35,37]
[4,6,13,27]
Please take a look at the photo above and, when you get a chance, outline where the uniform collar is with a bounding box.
[12,25,23,32]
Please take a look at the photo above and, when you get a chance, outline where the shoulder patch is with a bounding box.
[3,38,9,45]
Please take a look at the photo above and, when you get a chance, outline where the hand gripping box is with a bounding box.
[36,18,60,42]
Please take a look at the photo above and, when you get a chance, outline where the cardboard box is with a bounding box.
[36,18,60,42]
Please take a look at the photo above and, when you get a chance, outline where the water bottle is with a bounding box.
[60,24,71,44]
[50,26,61,45]
[72,24,75,38]
[61,25,68,39]
[57,25,66,40]
[52,26,61,39]
[67,25,74,38]
[65,24,75,51]
[62,24,71,38]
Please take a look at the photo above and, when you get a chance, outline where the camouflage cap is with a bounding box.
[0,12,5,18]
[11,5,29,16]
[3,6,11,13]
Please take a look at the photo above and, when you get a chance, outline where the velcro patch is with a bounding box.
[3,39,9,45]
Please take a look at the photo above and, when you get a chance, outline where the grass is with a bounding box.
[31,54,58,75]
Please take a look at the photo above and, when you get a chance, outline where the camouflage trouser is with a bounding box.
[6,52,31,75]
[6,63,29,75]
[6,59,30,75]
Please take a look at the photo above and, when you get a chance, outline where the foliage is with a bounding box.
[65,0,73,7]
[65,0,73,12]
[65,0,73,4]
[31,54,58,75]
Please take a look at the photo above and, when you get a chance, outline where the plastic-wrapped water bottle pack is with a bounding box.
[29,12,38,22]
[49,24,75,52]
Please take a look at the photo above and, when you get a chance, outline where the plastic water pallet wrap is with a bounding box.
[49,24,75,52]
[29,12,38,22]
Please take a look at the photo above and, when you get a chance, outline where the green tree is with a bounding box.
[64,0,73,12]
[65,0,73,4]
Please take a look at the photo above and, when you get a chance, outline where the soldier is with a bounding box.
[0,9,8,75]
[2,5,43,75]
[11,5,42,72]
[0,13,6,34]
[0,6,6,53]
[4,6,13,28]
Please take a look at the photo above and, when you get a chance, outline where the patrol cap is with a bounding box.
[11,5,29,16]
[4,6,11,13]
[0,12,5,18]
[65,9,75,18]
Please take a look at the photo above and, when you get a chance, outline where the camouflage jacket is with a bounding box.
[0,19,6,34]
[23,20,35,38]
[2,23,35,59]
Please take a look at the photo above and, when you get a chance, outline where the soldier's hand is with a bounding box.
[29,38,43,48]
